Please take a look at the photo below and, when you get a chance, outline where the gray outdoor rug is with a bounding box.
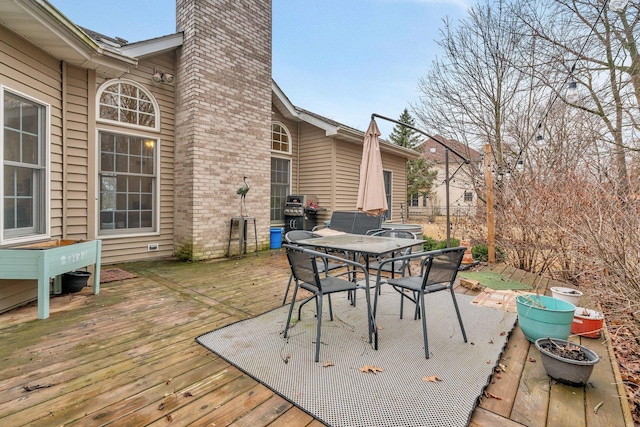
[197,288,517,427]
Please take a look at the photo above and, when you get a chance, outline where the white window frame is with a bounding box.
[96,128,160,238]
[271,121,292,155]
[0,86,50,245]
[96,79,160,132]
[270,155,291,224]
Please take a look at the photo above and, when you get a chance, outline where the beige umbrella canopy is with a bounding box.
[357,119,388,216]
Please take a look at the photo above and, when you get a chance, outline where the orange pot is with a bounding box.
[571,307,604,338]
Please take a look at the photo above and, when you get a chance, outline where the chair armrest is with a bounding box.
[283,244,371,289]
[375,251,432,283]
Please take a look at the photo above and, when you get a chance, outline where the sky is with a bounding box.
[48,0,470,138]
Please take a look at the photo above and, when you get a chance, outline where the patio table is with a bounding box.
[295,232,422,349]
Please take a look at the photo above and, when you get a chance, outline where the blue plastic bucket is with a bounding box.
[270,227,283,249]
[515,295,576,343]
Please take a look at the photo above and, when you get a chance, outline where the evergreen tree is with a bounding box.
[388,108,421,149]
[388,109,436,204]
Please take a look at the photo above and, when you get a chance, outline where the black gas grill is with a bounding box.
[283,194,325,235]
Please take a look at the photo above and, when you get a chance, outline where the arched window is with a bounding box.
[97,80,159,131]
[271,122,291,154]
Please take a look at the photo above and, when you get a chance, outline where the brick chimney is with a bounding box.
[174,0,272,260]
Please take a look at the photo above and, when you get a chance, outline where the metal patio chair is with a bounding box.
[283,244,374,362]
[281,230,348,307]
[374,247,467,359]
[368,229,418,278]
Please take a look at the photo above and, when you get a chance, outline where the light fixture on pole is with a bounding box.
[609,0,629,12]
[567,79,578,103]
[536,123,544,142]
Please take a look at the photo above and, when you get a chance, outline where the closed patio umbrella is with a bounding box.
[357,119,388,216]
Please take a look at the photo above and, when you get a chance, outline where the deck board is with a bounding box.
[0,254,631,427]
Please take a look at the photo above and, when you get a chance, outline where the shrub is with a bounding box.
[472,243,505,262]
[422,236,460,251]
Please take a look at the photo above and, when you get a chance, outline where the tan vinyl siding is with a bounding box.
[381,152,408,223]
[297,123,334,215]
[64,65,90,241]
[94,53,176,263]
[0,25,63,311]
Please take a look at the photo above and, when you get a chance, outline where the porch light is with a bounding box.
[567,80,578,102]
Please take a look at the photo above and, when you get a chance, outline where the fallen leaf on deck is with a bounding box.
[483,391,503,400]
[489,339,494,344]
[166,414,173,422]
[360,365,383,374]
[183,391,193,397]
[323,361,334,367]
[594,401,604,414]
[422,375,442,383]
[166,378,172,385]
[158,402,165,410]
[528,357,537,363]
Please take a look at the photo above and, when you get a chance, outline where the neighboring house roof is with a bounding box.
[418,136,482,164]
[272,81,420,160]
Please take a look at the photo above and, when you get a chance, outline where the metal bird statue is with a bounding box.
[237,176,249,216]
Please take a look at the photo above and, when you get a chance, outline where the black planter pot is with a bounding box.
[61,271,92,293]
[535,338,599,386]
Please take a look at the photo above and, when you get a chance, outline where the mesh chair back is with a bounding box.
[328,211,358,233]
[285,230,316,244]
[286,247,321,289]
[352,212,383,235]
[371,229,416,240]
[424,247,466,287]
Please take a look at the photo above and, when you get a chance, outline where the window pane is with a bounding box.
[4,167,15,195]
[16,168,32,196]
[100,106,118,121]
[120,109,137,124]
[16,198,33,227]
[100,91,118,106]
[116,154,129,172]
[3,95,20,129]
[3,129,20,161]
[116,193,127,210]
[101,152,114,172]
[22,134,38,164]
[129,155,141,174]
[115,211,127,229]
[3,198,15,229]
[140,211,152,227]
[21,103,39,134]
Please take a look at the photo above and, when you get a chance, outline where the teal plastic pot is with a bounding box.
[515,295,576,343]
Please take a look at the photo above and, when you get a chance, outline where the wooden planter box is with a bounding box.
[0,239,102,319]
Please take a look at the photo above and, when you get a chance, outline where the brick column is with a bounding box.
[175,0,272,260]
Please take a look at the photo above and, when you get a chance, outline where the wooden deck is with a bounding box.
[0,251,633,426]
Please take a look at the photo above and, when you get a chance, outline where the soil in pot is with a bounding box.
[535,337,599,386]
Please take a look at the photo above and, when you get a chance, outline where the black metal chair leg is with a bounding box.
[282,273,294,306]
[420,291,429,359]
[314,293,323,362]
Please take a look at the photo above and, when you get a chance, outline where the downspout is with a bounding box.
[61,61,67,239]
[296,121,300,194]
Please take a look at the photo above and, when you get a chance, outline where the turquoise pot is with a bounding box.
[515,295,576,343]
